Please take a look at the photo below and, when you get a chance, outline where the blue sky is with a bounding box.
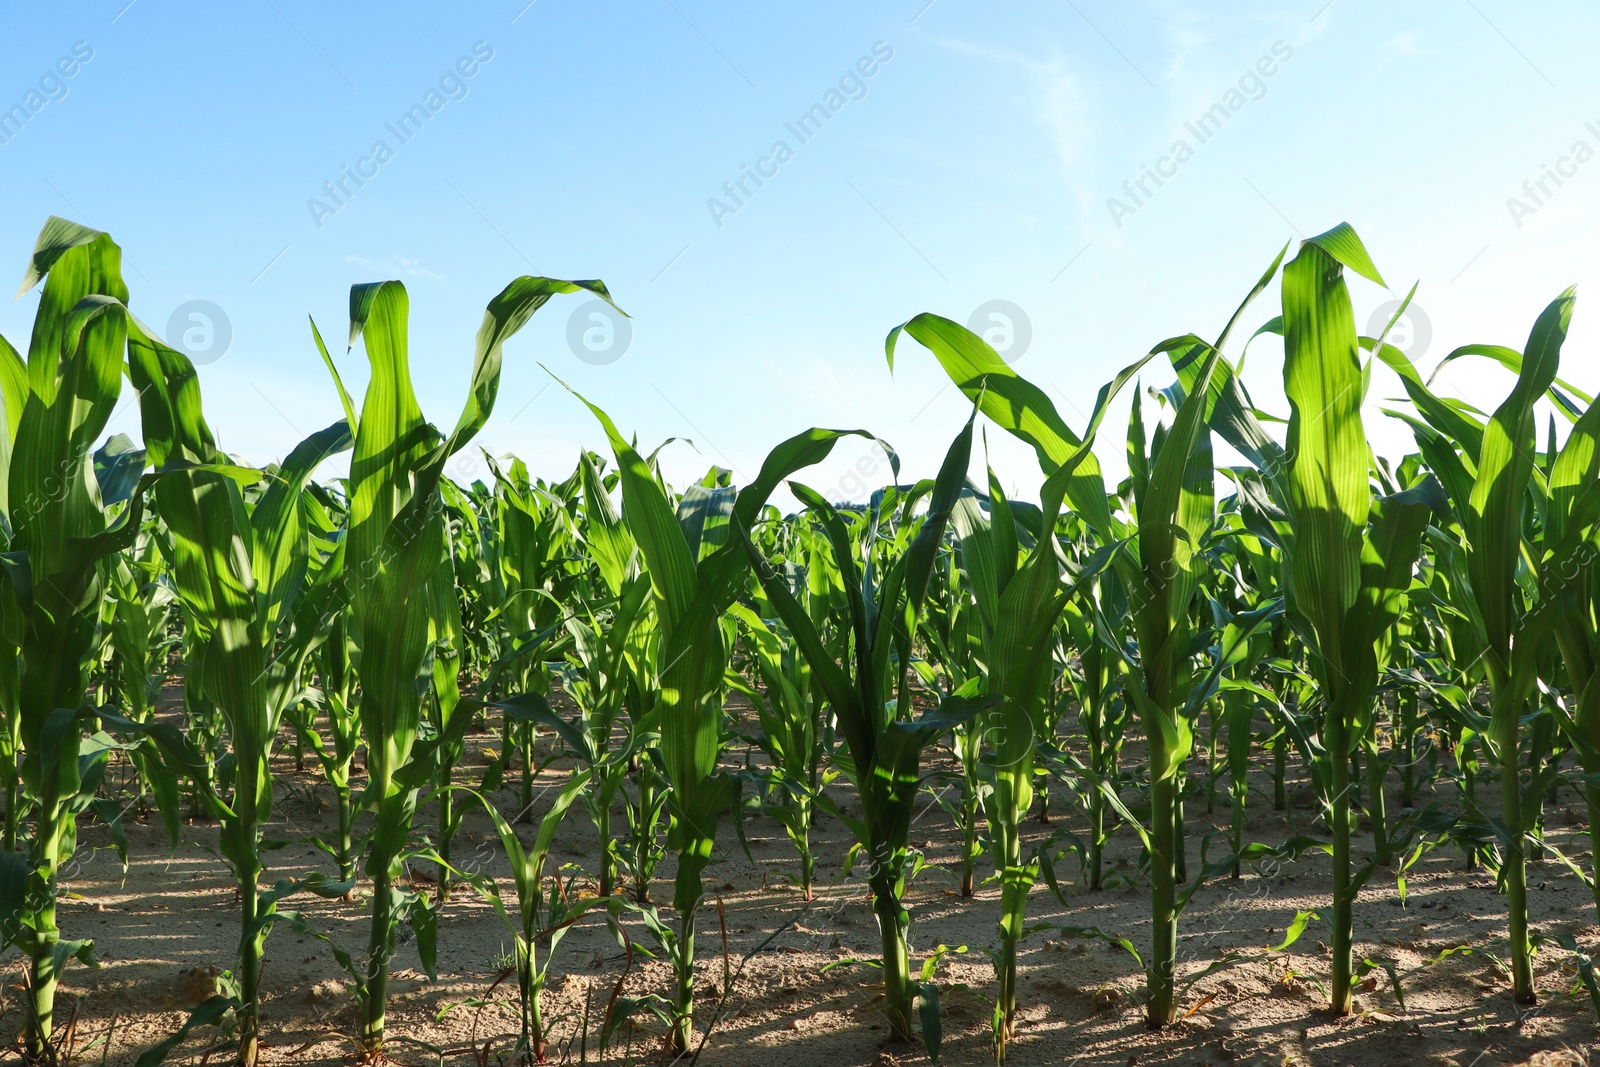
[2,1,1596,501]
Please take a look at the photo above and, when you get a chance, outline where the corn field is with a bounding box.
[3,215,1600,1066]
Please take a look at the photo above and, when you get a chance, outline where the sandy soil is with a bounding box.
[6,707,1599,1067]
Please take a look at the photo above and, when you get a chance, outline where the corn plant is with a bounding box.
[892,251,1290,1027]
[422,475,497,899]
[742,420,975,1048]
[1063,589,1127,890]
[542,454,667,907]
[294,498,364,885]
[902,321,1260,1049]
[289,479,361,884]
[571,389,877,1051]
[102,534,177,723]
[320,274,611,1056]
[950,462,1127,1053]
[103,532,186,827]
[550,451,652,899]
[550,583,652,899]
[1057,491,1142,894]
[1208,516,1281,877]
[915,527,989,897]
[146,339,354,1064]
[0,219,190,1063]
[459,770,609,1064]
[488,456,578,820]
[1380,285,1589,1004]
[442,466,504,694]
[1261,224,1444,1013]
[177,621,227,820]
[1541,404,1600,917]
[1360,462,1438,866]
[727,603,828,899]
[621,744,668,904]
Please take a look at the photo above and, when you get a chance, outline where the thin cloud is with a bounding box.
[923,34,1096,195]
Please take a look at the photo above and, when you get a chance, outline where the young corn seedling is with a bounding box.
[291,484,363,886]
[915,527,990,897]
[89,529,178,834]
[459,771,610,1064]
[1197,516,1270,825]
[487,455,578,821]
[904,316,1256,1043]
[564,454,669,908]
[1205,520,1282,877]
[297,600,363,883]
[553,573,654,900]
[1063,588,1128,891]
[622,745,669,904]
[553,450,654,900]
[727,603,828,900]
[427,524,470,900]
[102,536,178,724]
[569,399,733,1053]
[948,437,1129,1056]
[433,471,510,857]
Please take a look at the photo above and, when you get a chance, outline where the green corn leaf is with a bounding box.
[1281,235,1368,678]
[487,693,597,765]
[1469,288,1574,655]
[1428,343,1592,420]
[1304,221,1386,286]
[133,994,238,1067]
[886,313,1115,536]
[1337,478,1445,702]
[1270,908,1321,952]
[917,981,943,1064]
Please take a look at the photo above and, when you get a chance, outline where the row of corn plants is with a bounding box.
[0,216,1597,1066]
